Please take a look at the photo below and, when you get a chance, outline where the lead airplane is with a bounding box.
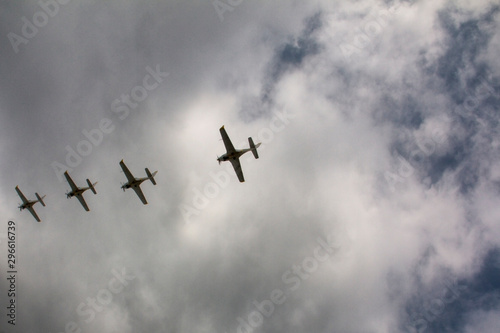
[119,159,157,204]
[15,186,46,222]
[217,125,261,182]
[64,171,97,211]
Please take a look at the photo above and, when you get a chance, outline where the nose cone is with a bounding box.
[217,154,228,164]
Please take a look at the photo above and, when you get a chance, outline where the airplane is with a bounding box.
[64,171,97,211]
[15,186,46,222]
[217,125,261,182]
[119,159,157,205]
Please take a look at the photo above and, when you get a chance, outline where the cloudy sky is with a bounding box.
[1,0,500,332]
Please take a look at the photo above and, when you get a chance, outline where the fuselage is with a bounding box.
[121,177,147,190]
[67,187,90,198]
[19,201,36,210]
[218,148,251,162]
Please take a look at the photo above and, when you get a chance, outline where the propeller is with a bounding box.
[217,156,221,165]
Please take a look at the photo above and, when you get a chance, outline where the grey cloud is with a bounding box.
[2,1,500,333]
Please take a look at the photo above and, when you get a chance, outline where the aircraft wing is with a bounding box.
[132,186,148,205]
[75,194,90,211]
[230,158,245,182]
[220,126,236,154]
[64,171,79,191]
[27,206,41,222]
[119,160,136,183]
[15,186,29,204]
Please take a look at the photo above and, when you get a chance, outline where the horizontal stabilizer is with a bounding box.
[248,137,261,159]
[87,179,97,194]
[35,193,46,206]
[145,168,157,185]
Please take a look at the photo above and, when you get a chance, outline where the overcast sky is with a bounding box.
[1,0,500,332]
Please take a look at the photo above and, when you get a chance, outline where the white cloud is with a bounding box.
[1,1,499,332]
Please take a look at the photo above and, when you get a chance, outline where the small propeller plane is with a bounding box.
[217,125,261,182]
[15,186,46,222]
[64,171,97,211]
[119,159,157,205]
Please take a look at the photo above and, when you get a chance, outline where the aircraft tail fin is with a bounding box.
[248,137,261,159]
[87,179,97,194]
[36,193,46,207]
[146,168,157,185]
